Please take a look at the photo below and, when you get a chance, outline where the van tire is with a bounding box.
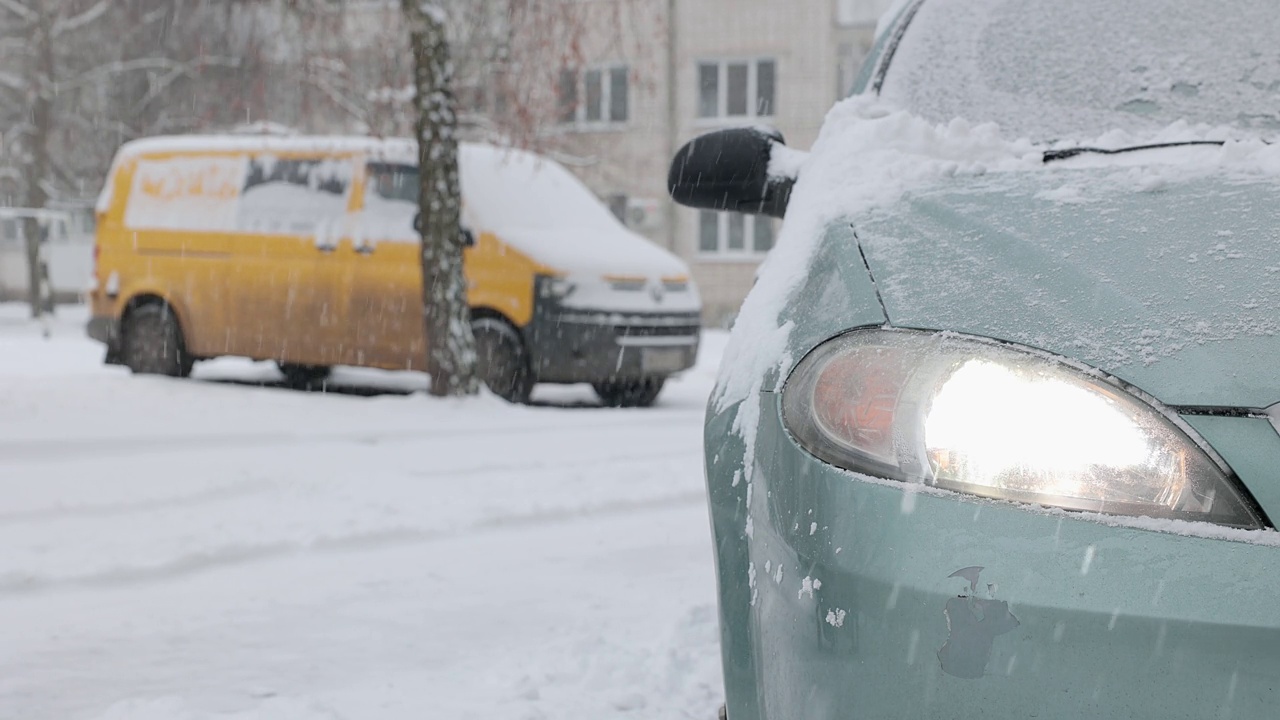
[472,317,533,403]
[121,304,193,378]
[277,363,331,388]
[593,378,666,408]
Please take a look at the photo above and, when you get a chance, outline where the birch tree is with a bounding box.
[401,0,478,397]
[1,0,55,317]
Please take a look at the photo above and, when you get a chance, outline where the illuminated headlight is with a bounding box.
[781,329,1264,529]
[537,275,577,301]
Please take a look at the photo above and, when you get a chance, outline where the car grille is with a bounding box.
[552,311,701,346]
[615,323,701,339]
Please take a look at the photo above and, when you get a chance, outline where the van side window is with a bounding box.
[366,163,419,205]
[237,156,353,235]
[361,163,420,243]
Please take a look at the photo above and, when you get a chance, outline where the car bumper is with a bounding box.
[87,315,123,363]
[525,306,700,384]
[707,392,1280,720]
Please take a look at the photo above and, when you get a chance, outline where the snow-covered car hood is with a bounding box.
[497,226,690,281]
[854,168,1280,408]
[497,227,699,314]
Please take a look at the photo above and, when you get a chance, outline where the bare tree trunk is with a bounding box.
[401,1,477,397]
[23,5,55,320]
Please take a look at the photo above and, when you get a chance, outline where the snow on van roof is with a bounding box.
[98,133,621,237]
[96,135,416,213]
[108,134,421,162]
[94,135,688,278]
[96,134,611,227]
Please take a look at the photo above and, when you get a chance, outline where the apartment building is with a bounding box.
[554,0,895,324]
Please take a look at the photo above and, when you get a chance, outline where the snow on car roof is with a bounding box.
[881,0,1280,142]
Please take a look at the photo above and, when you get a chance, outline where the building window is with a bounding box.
[697,59,776,119]
[559,65,629,126]
[698,210,775,256]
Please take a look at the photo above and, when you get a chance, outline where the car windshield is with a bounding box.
[880,0,1280,141]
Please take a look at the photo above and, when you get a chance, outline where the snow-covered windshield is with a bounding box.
[367,148,626,236]
[459,145,623,235]
[881,0,1280,141]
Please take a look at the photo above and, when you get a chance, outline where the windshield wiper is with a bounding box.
[1043,140,1226,164]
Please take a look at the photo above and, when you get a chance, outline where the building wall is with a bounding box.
[673,0,839,324]
[550,0,894,325]
[542,0,674,252]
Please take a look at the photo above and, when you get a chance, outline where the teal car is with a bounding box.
[669,0,1280,717]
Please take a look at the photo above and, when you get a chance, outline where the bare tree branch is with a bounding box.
[51,0,109,36]
[0,0,35,22]
[54,55,242,93]
[0,71,24,92]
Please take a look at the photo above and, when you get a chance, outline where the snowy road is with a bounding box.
[0,306,724,720]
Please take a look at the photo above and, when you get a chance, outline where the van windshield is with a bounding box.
[364,146,625,238]
[458,145,623,235]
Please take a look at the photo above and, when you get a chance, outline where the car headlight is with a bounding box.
[781,329,1265,529]
[537,274,577,301]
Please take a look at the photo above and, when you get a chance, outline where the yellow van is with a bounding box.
[87,136,701,406]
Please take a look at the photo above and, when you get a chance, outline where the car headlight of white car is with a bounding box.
[782,329,1265,529]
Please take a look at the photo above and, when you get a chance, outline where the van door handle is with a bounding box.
[355,244,375,255]
[317,244,337,254]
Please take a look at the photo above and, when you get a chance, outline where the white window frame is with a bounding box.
[695,57,777,123]
[696,210,775,259]
[560,64,630,129]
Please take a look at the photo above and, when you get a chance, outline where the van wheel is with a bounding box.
[277,363,331,388]
[472,317,533,403]
[121,304,193,377]
[594,378,666,408]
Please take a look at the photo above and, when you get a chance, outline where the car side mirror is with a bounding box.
[667,127,802,219]
[413,212,423,233]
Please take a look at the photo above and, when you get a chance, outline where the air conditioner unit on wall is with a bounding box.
[625,197,663,232]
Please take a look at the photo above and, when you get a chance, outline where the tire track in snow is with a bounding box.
[0,490,708,596]
[0,479,273,525]
[0,447,699,526]
[0,415,692,466]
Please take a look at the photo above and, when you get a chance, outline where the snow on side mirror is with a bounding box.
[667,127,802,219]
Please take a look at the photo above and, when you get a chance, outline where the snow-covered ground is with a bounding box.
[0,304,724,720]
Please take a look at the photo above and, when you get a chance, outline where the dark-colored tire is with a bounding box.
[472,317,533,403]
[593,378,666,408]
[120,304,193,377]
[277,363,331,388]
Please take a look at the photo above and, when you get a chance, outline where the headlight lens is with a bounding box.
[537,274,577,301]
[782,329,1264,529]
